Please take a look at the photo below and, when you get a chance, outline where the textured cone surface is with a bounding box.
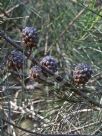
[29,65,42,81]
[7,50,26,70]
[73,63,92,85]
[22,27,38,49]
[40,55,58,73]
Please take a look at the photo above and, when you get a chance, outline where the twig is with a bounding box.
[10,101,50,123]
[60,7,86,37]
[67,108,101,117]
[71,87,102,108]
[0,1,29,31]
[0,8,22,31]
[70,0,102,18]
[0,3,25,17]
[44,33,49,55]
[68,120,102,133]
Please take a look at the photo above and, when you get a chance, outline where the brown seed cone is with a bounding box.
[22,27,38,50]
[40,55,58,74]
[29,66,42,81]
[7,50,26,70]
[73,63,92,85]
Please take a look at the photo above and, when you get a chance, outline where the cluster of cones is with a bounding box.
[6,27,93,86]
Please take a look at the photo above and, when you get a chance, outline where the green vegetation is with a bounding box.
[0,0,102,135]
